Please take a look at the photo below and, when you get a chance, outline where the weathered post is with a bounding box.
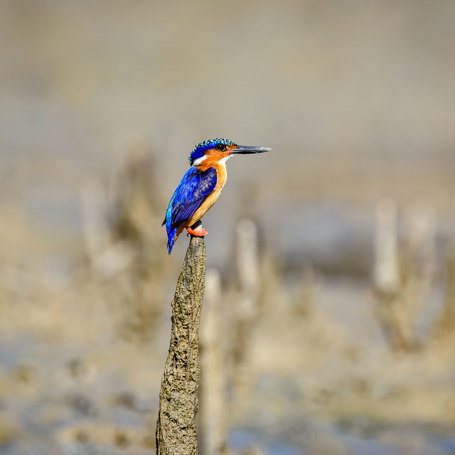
[155,228,207,455]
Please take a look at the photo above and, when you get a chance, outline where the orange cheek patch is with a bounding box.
[199,150,231,169]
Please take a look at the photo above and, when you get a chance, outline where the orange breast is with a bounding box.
[186,163,227,227]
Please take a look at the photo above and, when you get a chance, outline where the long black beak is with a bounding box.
[231,145,271,155]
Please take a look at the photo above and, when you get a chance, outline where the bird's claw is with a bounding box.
[186,227,208,237]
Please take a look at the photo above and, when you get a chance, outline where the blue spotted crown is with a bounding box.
[189,138,235,165]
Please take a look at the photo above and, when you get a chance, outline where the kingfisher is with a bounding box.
[163,138,270,254]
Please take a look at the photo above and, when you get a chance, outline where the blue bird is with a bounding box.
[163,138,270,254]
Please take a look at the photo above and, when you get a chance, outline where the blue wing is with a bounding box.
[163,166,217,254]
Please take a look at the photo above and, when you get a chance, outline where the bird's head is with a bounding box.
[189,138,270,167]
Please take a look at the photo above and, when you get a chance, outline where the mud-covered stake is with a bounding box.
[155,225,207,455]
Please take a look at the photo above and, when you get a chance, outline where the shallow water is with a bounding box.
[229,425,455,455]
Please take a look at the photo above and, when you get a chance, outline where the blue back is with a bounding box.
[164,166,217,253]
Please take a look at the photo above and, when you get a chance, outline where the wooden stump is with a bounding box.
[155,231,207,455]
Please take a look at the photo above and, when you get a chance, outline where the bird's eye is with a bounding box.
[215,143,226,151]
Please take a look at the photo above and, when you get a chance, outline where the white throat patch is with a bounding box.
[218,155,232,166]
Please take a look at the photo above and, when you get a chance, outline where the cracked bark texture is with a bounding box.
[156,234,206,455]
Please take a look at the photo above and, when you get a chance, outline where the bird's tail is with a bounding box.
[167,227,178,254]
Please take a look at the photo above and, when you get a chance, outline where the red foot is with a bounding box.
[186,227,208,237]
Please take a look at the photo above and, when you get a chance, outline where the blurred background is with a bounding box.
[1,1,455,454]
